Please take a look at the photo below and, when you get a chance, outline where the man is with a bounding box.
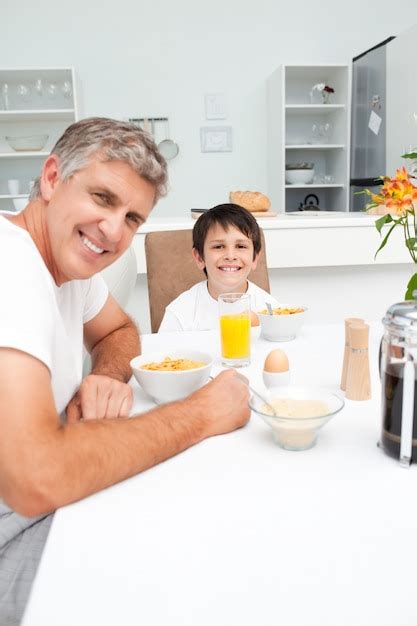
[0,117,250,624]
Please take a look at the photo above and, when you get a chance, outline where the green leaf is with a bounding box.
[402,152,417,159]
[374,222,397,258]
[406,237,417,250]
[405,272,417,300]
[375,214,393,234]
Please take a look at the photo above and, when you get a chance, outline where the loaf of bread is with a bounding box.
[229,191,271,212]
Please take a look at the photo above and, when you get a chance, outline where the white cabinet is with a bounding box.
[267,64,351,213]
[0,67,78,212]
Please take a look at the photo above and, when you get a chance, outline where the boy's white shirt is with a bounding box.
[158,280,278,332]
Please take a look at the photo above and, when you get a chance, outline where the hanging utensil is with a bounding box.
[158,118,179,161]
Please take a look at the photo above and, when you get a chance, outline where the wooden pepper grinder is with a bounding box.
[340,318,364,391]
[345,322,371,401]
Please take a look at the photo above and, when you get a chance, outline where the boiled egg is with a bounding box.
[250,311,260,327]
[263,349,289,373]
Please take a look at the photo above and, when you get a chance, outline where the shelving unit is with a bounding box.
[267,64,351,213]
[0,67,78,212]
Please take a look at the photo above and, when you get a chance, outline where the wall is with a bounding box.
[3,0,417,218]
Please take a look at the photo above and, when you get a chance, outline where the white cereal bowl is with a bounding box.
[250,386,344,451]
[130,349,213,405]
[6,134,49,152]
[285,169,314,185]
[258,306,307,342]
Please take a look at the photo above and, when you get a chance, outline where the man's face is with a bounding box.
[43,158,155,284]
[192,223,258,296]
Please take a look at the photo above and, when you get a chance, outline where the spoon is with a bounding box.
[248,385,278,416]
[266,302,274,316]
[209,374,277,416]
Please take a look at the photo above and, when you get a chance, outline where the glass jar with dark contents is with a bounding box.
[380,301,417,466]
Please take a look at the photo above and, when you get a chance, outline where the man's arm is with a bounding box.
[85,294,140,382]
[0,348,249,518]
[66,295,139,421]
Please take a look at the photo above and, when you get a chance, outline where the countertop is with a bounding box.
[136,212,378,235]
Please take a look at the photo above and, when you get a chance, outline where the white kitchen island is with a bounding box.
[127,212,412,333]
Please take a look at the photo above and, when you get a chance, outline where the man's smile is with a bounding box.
[79,231,108,255]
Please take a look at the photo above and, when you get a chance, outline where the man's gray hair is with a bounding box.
[30,117,168,203]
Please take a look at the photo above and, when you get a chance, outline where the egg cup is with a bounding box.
[263,370,290,388]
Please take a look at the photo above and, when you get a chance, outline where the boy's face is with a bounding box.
[192,222,259,297]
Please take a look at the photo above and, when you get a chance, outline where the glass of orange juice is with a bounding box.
[218,293,251,367]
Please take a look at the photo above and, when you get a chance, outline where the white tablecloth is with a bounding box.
[23,324,417,626]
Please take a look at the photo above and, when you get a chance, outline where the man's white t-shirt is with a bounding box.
[0,215,109,416]
[158,280,278,332]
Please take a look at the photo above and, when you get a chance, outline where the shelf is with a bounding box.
[285,104,346,113]
[285,184,344,189]
[0,110,75,121]
[267,63,350,213]
[0,151,49,158]
[0,194,29,199]
[285,144,345,149]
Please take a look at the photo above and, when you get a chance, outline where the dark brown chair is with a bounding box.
[145,229,270,332]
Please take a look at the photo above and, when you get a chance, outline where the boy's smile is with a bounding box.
[192,223,259,299]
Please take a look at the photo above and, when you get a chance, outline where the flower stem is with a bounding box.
[404,215,416,263]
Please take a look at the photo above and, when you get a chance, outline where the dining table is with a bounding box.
[22,323,417,626]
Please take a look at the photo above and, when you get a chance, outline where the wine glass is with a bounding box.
[61,80,73,101]
[46,82,57,100]
[16,83,30,107]
[1,83,9,110]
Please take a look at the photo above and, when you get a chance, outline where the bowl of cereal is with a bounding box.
[257,305,307,342]
[130,349,212,404]
[249,386,344,450]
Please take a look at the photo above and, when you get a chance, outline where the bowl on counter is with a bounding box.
[5,134,49,152]
[257,305,307,342]
[249,386,344,450]
[130,349,212,405]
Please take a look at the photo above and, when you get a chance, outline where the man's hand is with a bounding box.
[182,369,251,438]
[66,374,133,422]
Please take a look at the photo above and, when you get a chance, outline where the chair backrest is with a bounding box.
[145,229,270,332]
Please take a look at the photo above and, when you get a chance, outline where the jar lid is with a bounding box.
[383,301,417,333]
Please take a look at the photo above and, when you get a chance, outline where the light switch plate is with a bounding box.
[200,126,232,152]
[205,93,227,120]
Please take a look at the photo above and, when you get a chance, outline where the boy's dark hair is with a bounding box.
[192,204,262,267]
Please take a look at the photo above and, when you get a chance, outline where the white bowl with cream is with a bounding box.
[249,386,344,450]
[131,349,212,405]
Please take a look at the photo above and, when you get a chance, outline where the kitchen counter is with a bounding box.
[133,212,409,273]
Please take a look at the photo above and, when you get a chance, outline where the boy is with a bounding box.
[159,203,278,331]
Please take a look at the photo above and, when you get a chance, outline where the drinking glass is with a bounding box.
[218,293,251,367]
[47,82,57,100]
[34,78,43,96]
[1,83,10,110]
[16,83,30,105]
[61,80,72,100]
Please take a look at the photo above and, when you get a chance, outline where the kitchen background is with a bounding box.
[3,0,417,217]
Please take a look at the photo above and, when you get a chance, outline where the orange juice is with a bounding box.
[220,314,251,359]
